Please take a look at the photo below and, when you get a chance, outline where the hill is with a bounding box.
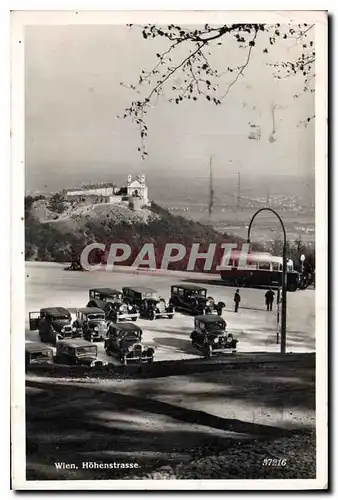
[25,196,244,269]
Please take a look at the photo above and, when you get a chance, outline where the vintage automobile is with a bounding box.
[122,286,158,308]
[123,287,174,320]
[104,322,154,365]
[55,339,102,366]
[87,288,138,322]
[170,284,225,316]
[139,296,175,320]
[73,307,108,342]
[190,315,238,357]
[25,342,54,368]
[29,307,77,345]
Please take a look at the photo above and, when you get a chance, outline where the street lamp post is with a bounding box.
[247,208,288,354]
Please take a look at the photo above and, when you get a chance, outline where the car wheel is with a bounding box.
[147,355,154,364]
[217,307,223,316]
[168,314,173,319]
[149,310,155,321]
[205,344,212,358]
[235,278,245,288]
[120,355,127,365]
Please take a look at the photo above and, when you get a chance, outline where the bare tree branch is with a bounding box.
[120,22,315,157]
[220,29,259,100]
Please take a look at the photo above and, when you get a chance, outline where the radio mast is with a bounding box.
[208,156,214,218]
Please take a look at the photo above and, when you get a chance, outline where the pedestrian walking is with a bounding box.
[265,289,275,311]
[234,289,241,312]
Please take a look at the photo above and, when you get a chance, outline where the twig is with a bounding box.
[220,30,258,100]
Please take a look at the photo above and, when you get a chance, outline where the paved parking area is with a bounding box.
[25,262,315,363]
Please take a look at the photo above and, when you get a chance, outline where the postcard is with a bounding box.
[10,9,328,490]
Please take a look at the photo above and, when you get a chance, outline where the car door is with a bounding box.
[183,290,193,309]
[139,299,147,316]
[29,312,41,331]
[175,288,184,308]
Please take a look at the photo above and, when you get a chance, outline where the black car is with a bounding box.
[87,288,138,322]
[138,297,175,320]
[170,285,225,316]
[190,315,238,357]
[55,339,102,367]
[29,307,77,346]
[73,307,108,342]
[122,287,158,308]
[25,342,54,369]
[104,323,154,365]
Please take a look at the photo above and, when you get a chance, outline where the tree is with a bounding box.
[48,192,67,214]
[121,22,315,158]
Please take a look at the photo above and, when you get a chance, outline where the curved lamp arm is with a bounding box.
[247,207,286,245]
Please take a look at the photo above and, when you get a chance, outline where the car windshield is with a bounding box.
[89,320,106,327]
[143,292,156,298]
[76,346,97,356]
[103,294,121,301]
[53,315,70,320]
[87,314,105,320]
[30,351,51,360]
[188,289,206,296]
[205,321,225,331]
[120,332,140,340]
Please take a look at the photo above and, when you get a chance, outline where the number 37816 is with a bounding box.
[262,458,287,467]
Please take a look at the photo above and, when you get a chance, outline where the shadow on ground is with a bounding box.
[26,357,315,481]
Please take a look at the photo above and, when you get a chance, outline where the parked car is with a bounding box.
[170,284,225,316]
[123,287,174,320]
[73,307,108,342]
[190,315,238,357]
[29,307,75,345]
[139,296,175,320]
[122,286,158,308]
[104,323,154,365]
[87,288,138,322]
[55,339,102,367]
[25,342,54,368]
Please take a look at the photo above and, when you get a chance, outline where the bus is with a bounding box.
[219,252,301,291]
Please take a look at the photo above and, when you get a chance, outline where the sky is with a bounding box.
[25,23,315,192]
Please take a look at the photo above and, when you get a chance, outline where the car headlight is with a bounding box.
[213,337,219,344]
[72,327,77,332]
[94,326,98,332]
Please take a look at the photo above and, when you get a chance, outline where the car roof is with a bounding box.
[25,341,54,353]
[77,307,105,314]
[40,307,70,316]
[195,315,225,323]
[123,286,157,294]
[172,284,207,291]
[57,339,95,348]
[90,288,122,295]
[110,322,142,332]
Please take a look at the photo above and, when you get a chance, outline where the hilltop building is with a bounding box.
[65,174,150,209]
[127,174,149,206]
